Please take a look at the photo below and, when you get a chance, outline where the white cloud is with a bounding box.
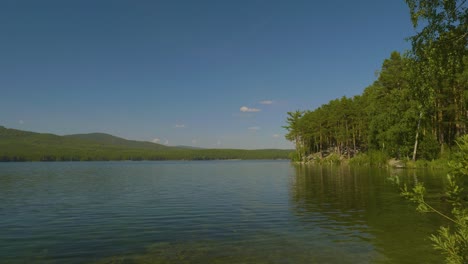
[217,140,221,146]
[272,134,280,138]
[191,139,198,145]
[248,126,261,131]
[175,124,186,128]
[240,106,261,112]
[164,139,169,145]
[18,120,24,125]
[259,100,274,105]
[151,138,161,144]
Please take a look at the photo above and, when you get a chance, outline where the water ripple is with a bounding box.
[0,161,445,263]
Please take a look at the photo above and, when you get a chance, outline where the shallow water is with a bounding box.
[0,161,447,263]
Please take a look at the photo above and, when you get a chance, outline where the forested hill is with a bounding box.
[0,126,292,161]
[64,133,170,150]
[284,1,468,162]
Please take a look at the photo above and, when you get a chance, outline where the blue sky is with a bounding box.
[0,0,415,149]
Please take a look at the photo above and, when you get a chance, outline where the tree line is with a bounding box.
[0,149,291,162]
[285,0,467,162]
[0,126,292,162]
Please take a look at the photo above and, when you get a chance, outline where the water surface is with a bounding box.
[0,161,446,263]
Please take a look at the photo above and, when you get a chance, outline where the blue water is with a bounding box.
[0,161,446,263]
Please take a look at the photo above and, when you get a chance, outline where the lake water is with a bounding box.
[0,161,447,263]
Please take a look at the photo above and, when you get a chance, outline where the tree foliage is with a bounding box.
[406,0,468,151]
[405,0,467,53]
[284,51,433,161]
[284,1,468,162]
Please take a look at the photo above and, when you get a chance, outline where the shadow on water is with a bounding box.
[290,165,447,264]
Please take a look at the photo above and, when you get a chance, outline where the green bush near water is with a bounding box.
[349,151,389,167]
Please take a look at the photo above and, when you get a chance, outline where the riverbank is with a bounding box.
[295,152,449,169]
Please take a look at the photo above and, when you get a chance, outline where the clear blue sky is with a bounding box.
[0,0,415,149]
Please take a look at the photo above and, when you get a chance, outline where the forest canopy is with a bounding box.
[284,0,468,162]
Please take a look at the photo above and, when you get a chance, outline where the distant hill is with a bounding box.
[64,133,169,150]
[0,126,292,161]
[174,145,205,150]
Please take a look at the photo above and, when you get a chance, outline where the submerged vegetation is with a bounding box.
[0,126,292,161]
[93,238,374,264]
[284,0,468,166]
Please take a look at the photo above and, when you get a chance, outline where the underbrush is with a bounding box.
[349,151,388,167]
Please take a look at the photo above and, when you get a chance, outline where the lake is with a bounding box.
[0,160,447,263]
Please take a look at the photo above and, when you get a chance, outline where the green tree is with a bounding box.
[365,52,418,158]
[284,110,305,161]
[405,0,468,155]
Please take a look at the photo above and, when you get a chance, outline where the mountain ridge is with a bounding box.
[0,126,292,161]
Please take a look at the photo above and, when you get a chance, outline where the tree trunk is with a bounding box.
[346,120,350,159]
[412,111,423,161]
[352,128,356,157]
